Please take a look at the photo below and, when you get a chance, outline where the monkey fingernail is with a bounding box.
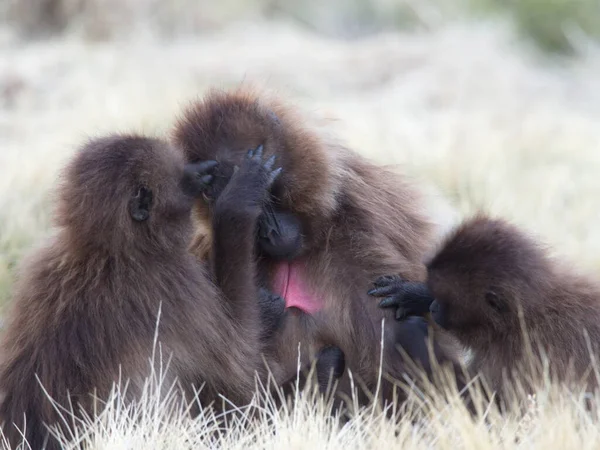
[268,167,282,185]
[254,144,264,159]
[247,148,255,158]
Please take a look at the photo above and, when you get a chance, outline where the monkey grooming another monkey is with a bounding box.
[0,135,288,450]
[371,215,600,395]
[172,87,462,409]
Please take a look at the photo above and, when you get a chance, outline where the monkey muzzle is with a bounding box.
[257,207,303,260]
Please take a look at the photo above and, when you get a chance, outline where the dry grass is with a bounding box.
[5,331,600,449]
[1,11,600,449]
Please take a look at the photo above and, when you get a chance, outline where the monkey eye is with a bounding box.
[485,291,507,313]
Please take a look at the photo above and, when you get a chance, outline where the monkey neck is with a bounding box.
[272,260,323,315]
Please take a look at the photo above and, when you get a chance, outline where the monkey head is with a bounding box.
[425,216,551,348]
[56,135,208,254]
[172,88,345,259]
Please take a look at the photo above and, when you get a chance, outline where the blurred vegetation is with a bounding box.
[1,0,599,54]
[471,0,600,53]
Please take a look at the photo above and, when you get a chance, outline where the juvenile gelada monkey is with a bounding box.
[372,215,600,395]
[0,134,289,449]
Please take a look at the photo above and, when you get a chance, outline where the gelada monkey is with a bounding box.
[372,215,600,396]
[172,88,461,408]
[0,135,293,449]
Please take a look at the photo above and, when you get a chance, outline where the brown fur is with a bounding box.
[0,135,269,449]
[427,215,600,393]
[172,87,452,405]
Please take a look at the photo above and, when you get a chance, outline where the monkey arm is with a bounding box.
[211,146,282,322]
[388,316,440,375]
[368,275,434,320]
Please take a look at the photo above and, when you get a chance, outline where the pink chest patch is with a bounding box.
[273,262,323,315]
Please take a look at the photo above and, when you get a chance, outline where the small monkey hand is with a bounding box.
[216,145,282,216]
[368,275,434,320]
[181,160,218,198]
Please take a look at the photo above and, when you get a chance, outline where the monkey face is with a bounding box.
[257,206,304,261]
[427,268,512,343]
[174,89,341,244]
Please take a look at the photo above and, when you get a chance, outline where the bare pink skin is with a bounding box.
[273,262,323,314]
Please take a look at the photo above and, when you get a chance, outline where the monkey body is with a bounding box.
[0,135,280,449]
[173,88,458,405]
[374,215,600,394]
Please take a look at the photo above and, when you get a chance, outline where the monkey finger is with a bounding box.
[183,161,216,179]
[192,160,219,174]
[181,171,214,197]
[247,148,255,158]
[378,296,399,309]
[252,144,264,161]
[368,285,399,297]
[395,307,408,321]
[267,167,283,187]
[264,155,277,171]
[372,275,402,288]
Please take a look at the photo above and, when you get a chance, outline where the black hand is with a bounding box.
[392,316,438,374]
[201,162,235,203]
[315,346,346,393]
[217,145,282,214]
[181,160,218,197]
[368,275,434,320]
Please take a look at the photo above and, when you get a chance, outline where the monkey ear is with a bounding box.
[129,186,153,222]
[485,290,507,313]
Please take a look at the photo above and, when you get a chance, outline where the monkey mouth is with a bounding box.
[272,261,323,315]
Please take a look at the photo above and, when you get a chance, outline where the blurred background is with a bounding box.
[1,0,600,306]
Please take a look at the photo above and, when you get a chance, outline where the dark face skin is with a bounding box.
[257,206,304,261]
